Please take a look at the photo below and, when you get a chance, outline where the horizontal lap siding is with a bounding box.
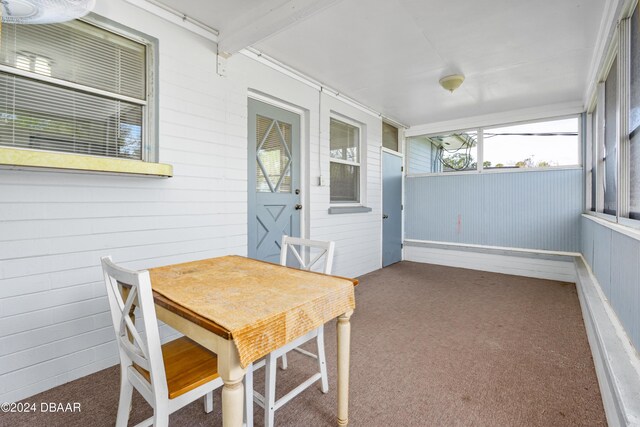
[0,0,384,402]
[307,94,382,279]
[0,0,246,403]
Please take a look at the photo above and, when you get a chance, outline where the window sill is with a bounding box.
[583,213,640,242]
[328,206,373,215]
[0,147,173,177]
[406,165,582,178]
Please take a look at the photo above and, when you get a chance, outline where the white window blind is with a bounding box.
[330,118,361,203]
[0,19,147,160]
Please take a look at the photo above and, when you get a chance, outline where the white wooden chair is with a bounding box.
[250,236,336,427]
[101,256,251,427]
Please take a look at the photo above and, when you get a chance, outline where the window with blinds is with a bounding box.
[330,117,361,203]
[0,18,149,160]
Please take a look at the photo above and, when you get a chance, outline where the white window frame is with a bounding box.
[0,14,159,163]
[585,0,640,231]
[406,115,582,177]
[329,114,364,206]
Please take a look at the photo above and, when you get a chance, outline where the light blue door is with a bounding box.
[248,99,301,263]
[382,151,403,267]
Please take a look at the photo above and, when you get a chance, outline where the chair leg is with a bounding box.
[152,404,169,427]
[280,353,288,370]
[115,371,133,427]
[204,391,213,414]
[244,363,254,427]
[264,353,277,427]
[316,326,329,393]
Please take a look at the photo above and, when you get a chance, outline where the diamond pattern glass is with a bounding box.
[256,115,292,193]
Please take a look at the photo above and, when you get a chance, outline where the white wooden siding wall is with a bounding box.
[235,55,383,279]
[310,95,382,278]
[407,137,435,174]
[0,0,383,403]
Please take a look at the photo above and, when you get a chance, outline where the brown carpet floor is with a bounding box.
[0,262,606,427]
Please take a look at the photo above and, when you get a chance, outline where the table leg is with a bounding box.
[337,310,353,426]
[218,340,246,427]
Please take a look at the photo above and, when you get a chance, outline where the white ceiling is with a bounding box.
[157,0,606,127]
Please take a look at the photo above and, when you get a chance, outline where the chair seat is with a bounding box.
[134,337,219,399]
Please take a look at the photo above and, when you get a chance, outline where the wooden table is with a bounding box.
[147,256,357,427]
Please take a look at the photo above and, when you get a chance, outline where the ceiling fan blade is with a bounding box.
[1,0,96,24]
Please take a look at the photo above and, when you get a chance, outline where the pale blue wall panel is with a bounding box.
[581,217,595,267]
[581,216,640,351]
[610,233,640,346]
[406,174,487,245]
[407,138,435,174]
[405,169,582,251]
[592,224,612,299]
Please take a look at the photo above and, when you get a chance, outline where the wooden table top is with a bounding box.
[148,255,357,367]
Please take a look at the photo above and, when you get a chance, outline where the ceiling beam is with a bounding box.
[123,0,219,42]
[218,0,343,55]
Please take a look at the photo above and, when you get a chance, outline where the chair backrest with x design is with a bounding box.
[101,256,169,403]
[280,235,335,275]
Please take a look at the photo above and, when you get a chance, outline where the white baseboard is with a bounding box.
[574,257,640,427]
[403,240,577,282]
[403,240,640,427]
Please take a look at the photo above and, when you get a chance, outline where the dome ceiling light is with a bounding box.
[439,74,465,93]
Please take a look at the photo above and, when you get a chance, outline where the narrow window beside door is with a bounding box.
[330,118,361,203]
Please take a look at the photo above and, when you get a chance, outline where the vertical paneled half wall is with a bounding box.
[581,216,640,351]
[405,168,583,252]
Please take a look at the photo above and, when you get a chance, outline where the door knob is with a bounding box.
[383,214,389,219]
[295,204,303,210]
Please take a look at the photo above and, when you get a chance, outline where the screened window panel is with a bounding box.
[591,109,597,212]
[330,163,360,203]
[0,72,143,159]
[604,58,618,215]
[428,132,477,172]
[483,119,578,169]
[382,122,399,151]
[330,118,359,162]
[0,20,146,100]
[630,7,640,219]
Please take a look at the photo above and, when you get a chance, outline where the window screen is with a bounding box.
[483,118,579,169]
[604,58,618,215]
[427,131,477,172]
[591,110,598,211]
[0,19,147,160]
[630,7,640,219]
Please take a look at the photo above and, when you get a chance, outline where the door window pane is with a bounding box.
[256,115,292,193]
[604,58,618,215]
